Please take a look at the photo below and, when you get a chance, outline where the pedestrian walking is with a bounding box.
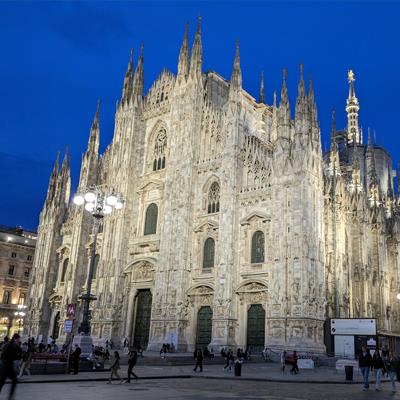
[193,348,203,372]
[372,349,385,391]
[358,345,372,391]
[290,351,299,374]
[385,352,399,393]
[108,351,123,384]
[126,348,138,382]
[0,333,21,400]
[71,344,81,375]
[280,350,287,374]
[18,346,34,378]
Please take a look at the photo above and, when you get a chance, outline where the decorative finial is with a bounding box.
[348,69,355,83]
[300,63,304,77]
[197,15,201,34]
[259,70,265,103]
[283,67,287,80]
[130,48,133,60]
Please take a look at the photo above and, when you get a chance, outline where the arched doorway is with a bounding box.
[52,312,60,340]
[246,304,265,351]
[133,290,152,350]
[196,306,213,350]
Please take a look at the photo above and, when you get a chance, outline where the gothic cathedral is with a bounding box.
[26,21,400,352]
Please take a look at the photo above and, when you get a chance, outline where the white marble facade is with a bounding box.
[26,22,400,353]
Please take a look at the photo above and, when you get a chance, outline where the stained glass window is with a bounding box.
[251,231,265,263]
[203,238,215,269]
[207,182,220,214]
[144,203,158,235]
[153,129,167,171]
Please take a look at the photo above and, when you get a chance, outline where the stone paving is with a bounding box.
[15,362,391,384]
[2,377,400,400]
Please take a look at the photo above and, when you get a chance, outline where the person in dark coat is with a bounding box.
[71,344,81,375]
[126,348,138,382]
[372,350,385,391]
[358,345,373,390]
[290,351,299,374]
[193,348,203,372]
[385,352,399,393]
[0,333,21,399]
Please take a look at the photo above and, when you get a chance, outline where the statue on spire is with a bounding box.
[346,69,360,145]
[348,69,355,82]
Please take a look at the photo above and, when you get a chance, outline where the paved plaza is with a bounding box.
[0,361,398,400]
[2,378,400,400]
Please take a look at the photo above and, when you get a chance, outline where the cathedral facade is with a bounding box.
[26,22,400,353]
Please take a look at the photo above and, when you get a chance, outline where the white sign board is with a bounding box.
[334,335,355,358]
[331,319,376,335]
[64,320,74,333]
[298,359,314,369]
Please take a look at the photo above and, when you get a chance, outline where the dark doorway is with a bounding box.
[246,304,265,351]
[133,290,152,350]
[52,312,60,340]
[196,306,213,350]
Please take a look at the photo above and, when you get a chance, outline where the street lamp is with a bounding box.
[14,311,26,334]
[73,187,123,338]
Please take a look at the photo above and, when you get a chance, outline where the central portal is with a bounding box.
[196,306,213,350]
[133,289,152,350]
[246,304,265,351]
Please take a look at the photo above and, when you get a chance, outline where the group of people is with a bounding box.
[359,345,399,392]
[159,343,175,358]
[278,350,299,374]
[107,348,139,384]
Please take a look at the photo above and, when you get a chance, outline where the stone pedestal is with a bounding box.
[73,334,93,356]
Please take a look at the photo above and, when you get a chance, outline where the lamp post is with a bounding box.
[14,305,26,334]
[73,187,123,339]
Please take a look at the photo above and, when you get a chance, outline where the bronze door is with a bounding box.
[246,304,265,352]
[196,306,213,350]
[133,289,152,349]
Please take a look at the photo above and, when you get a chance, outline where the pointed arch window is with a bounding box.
[207,182,220,214]
[203,238,215,269]
[93,254,100,279]
[153,128,167,171]
[251,231,265,263]
[144,203,158,235]
[60,258,69,282]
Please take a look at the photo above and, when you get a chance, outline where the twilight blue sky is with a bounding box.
[1,1,400,230]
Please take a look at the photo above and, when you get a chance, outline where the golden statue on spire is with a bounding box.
[348,69,355,82]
